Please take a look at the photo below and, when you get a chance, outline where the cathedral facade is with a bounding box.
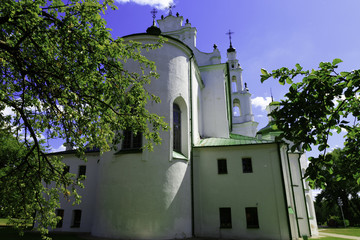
[51,12,318,240]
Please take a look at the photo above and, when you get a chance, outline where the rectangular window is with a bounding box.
[219,207,232,228]
[63,165,70,175]
[55,209,64,228]
[72,210,82,228]
[217,159,228,174]
[245,207,259,228]
[78,165,86,178]
[242,158,253,173]
[122,130,142,150]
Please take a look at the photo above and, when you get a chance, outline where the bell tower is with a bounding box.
[226,30,258,137]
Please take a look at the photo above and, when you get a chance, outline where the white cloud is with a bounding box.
[252,97,272,111]
[2,106,15,116]
[115,0,173,9]
[49,144,66,153]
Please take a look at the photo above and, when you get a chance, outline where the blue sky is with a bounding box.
[53,0,360,153]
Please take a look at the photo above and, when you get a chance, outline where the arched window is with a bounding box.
[173,103,181,152]
[233,99,241,117]
[231,76,237,92]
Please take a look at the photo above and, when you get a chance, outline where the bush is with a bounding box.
[327,215,350,227]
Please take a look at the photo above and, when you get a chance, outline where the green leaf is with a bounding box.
[286,77,293,84]
[340,71,349,77]
[295,63,302,71]
[332,58,343,65]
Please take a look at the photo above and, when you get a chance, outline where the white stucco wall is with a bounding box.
[193,144,291,240]
[90,34,193,239]
[199,64,230,138]
[53,152,99,232]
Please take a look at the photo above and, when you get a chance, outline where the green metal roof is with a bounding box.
[194,134,274,148]
[172,151,188,160]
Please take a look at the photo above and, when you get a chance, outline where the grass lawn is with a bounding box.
[317,237,355,240]
[0,218,9,226]
[321,227,360,237]
[0,218,32,227]
[0,228,84,240]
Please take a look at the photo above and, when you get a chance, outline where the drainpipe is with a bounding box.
[189,54,195,237]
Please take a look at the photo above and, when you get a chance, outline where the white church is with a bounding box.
[51,11,318,240]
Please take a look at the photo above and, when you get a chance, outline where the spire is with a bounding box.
[151,8,157,26]
[146,8,161,35]
[226,29,236,52]
[166,3,175,16]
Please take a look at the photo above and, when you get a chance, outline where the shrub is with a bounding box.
[327,215,350,227]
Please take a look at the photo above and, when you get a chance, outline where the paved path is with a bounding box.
[319,231,360,239]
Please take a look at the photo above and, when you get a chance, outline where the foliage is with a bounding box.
[314,149,360,226]
[327,215,349,228]
[261,59,360,187]
[0,0,166,237]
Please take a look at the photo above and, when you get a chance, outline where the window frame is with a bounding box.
[245,207,259,229]
[78,165,86,178]
[55,209,64,228]
[173,103,181,153]
[122,130,142,151]
[219,207,232,229]
[71,209,82,228]
[242,157,253,173]
[217,159,228,174]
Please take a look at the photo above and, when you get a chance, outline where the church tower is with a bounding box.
[226,32,258,137]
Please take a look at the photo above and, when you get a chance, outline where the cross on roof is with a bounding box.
[226,29,234,46]
[167,3,175,16]
[150,8,158,20]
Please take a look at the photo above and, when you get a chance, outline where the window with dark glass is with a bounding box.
[78,165,86,178]
[173,103,181,152]
[55,209,64,228]
[242,158,253,173]
[217,159,228,174]
[219,207,232,228]
[122,130,142,150]
[245,207,259,228]
[63,165,70,175]
[72,210,82,228]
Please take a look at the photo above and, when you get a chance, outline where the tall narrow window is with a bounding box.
[173,103,181,153]
[233,99,241,117]
[55,209,64,228]
[231,76,237,92]
[122,130,142,150]
[217,159,228,174]
[78,165,86,178]
[72,210,82,228]
[242,158,253,173]
[219,208,232,228]
[63,165,70,175]
[245,207,259,228]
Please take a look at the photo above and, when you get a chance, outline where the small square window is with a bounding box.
[245,207,259,228]
[55,209,64,228]
[78,165,86,177]
[72,210,82,228]
[242,158,252,173]
[217,159,228,174]
[123,130,142,150]
[219,207,232,228]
